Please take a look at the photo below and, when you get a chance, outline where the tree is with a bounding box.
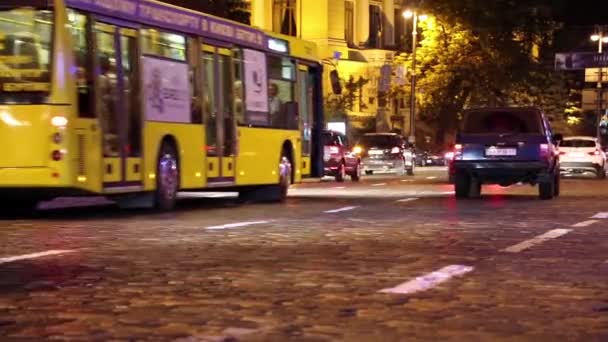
[163,0,250,24]
[395,0,569,146]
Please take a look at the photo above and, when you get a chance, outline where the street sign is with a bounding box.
[555,52,608,70]
[581,89,608,110]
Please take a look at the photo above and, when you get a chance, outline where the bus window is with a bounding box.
[0,8,52,104]
[95,26,119,157]
[202,50,217,156]
[187,37,202,124]
[219,53,235,156]
[67,10,94,118]
[267,55,296,129]
[120,30,141,157]
[232,48,245,126]
[141,29,186,61]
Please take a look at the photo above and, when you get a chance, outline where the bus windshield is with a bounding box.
[0,7,53,103]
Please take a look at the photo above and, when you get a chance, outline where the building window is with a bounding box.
[344,1,354,47]
[273,0,297,37]
[369,5,382,48]
[394,8,406,51]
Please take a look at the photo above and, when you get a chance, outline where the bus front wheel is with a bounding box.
[155,142,179,211]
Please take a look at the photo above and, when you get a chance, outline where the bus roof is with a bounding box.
[65,0,266,50]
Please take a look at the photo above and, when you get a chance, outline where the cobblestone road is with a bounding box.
[1,168,608,341]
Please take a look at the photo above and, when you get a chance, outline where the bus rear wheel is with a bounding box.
[155,142,179,211]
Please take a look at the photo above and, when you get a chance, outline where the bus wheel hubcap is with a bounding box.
[279,156,291,189]
[159,153,178,199]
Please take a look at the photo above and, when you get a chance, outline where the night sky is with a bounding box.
[561,0,608,26]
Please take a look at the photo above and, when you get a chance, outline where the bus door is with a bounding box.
[94,22,143,192]
[202,45,237,186]
[297,64,314,176]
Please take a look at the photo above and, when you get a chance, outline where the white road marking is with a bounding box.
[371,183,386,186]
[401,179,413,182]
[502,229,572,253]
[0,250,76,265]
[333,186,346,189]
[206,220,271,230]
[396,198,419,203]
[426,176,437,180]
[379,265,474,295]
[592,212,608,219]
[440,191,456,195]
[324,206,358,214]
[571,220,599,227]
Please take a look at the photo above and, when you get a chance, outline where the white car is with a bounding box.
[559,136,607,179]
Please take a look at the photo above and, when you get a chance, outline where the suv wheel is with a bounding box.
[335,162,346,182]
[351,162,361,182]
[407,164,414,176]
[539,175,555,200]
[454,171,470,198]
[396,159,406,176]
[554,172,560,197]
[597,164,606,179]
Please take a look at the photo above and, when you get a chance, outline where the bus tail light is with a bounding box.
[52,132,62,144]
[51,116,68,127]
[51,150,62,161]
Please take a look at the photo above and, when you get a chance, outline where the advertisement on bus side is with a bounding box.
[142,56,191,123]
[243,49,269,126]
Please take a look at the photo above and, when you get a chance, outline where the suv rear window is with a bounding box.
[359,135,402,148]
[462,110,543,135]
[560,139,596,148]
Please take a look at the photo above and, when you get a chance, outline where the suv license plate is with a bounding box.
[486,147,517,156]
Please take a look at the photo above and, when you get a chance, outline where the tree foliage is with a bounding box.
[401,0,573,145]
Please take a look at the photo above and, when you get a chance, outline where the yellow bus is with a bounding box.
[0,0,324,211]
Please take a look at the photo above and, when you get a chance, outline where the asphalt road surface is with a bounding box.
[1,167,608,341]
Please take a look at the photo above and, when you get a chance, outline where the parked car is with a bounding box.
[322,130,361,182]
[356,133,415,175]
[559,136,607,179]
[452,107,561,199]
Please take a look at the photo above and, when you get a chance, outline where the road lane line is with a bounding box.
[426,176,437,180]
[571,220,599,227]
[0,250,76,265]
[333,186,346,189]
[379,265,474,295]
[206,220,271,230]
[502,229,572,253]
[592,212,608,219]
[371,183,386,186]
[396,198,418,203]
[400,179,413,182]
[324,206,358,214]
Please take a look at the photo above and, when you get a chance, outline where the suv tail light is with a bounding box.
[329,146,340,154]
[588,150,601,156]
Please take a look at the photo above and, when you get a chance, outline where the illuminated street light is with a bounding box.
[591,30,608,138]
[401,9,427,144]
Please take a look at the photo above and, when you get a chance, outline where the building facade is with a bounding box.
[248,0,413,137]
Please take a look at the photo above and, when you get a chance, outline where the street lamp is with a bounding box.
[402,9,427,145]
[591,31,608,138]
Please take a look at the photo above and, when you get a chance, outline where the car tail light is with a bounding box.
[589,150,601,156]
[391,146,401,154]
[540,144,551,159]
[329,146,340,154]
[559,151,566,155]
[353,146,362,154]
[445,151,455,160]
[454,144,463,159]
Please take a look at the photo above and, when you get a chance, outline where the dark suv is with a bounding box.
[322,130,361,182]
[452,107,561,199]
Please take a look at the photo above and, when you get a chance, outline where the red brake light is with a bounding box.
[589,150,601,156]
[559,151,566,155]
[454,144,462,151]
[329,146,340,154]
